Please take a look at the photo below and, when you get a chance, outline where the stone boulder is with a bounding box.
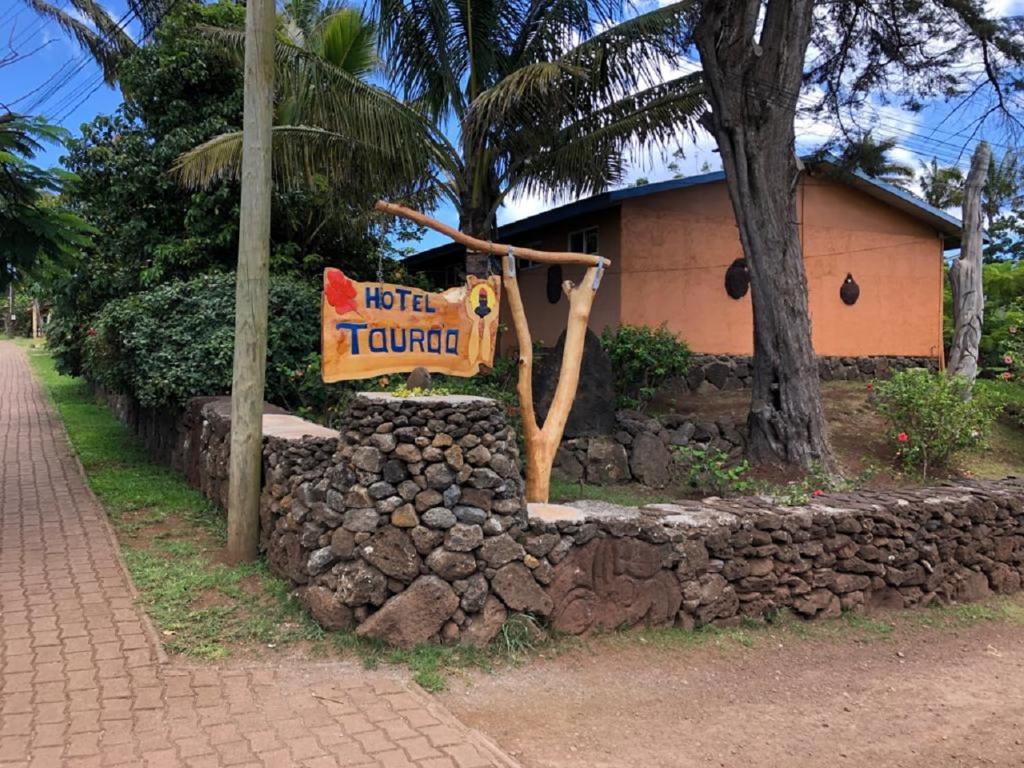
[492,563,553,616]
[461,595,508,647]
[585,437,631,484]
[360,528,420,583]
[629,432,672,488]
[297,586,354,631]
[355,576,459,649]
[532,328,616,438]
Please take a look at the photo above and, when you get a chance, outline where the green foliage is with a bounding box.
[48,0,386,379]
[759,464,856,506]
[82,272,324,411]
[0,113,93,288]
[600,324,692,409]
[944,261,1024,377]
[674,446,753,497]
[873,369,1003,478]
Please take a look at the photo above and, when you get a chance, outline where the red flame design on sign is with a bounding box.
[324,268,358,315]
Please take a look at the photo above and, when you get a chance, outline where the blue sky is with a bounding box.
[2,0,1023,254]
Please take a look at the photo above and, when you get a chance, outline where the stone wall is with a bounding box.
[124,389,1024,648]
[684,354,940,393]
[259,393,531,648]
[533,481,1024,634]
[555,409,747,487]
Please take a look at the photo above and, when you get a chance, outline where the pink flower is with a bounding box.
[812,489,824,497]
[898,432,909,443]
[86,327,97,337]
[1002,371,1014,381]
[1004,354,1014,365]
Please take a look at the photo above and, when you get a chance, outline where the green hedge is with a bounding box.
[82,271,325,411]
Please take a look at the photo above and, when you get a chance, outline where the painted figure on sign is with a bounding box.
[465,278,498,369]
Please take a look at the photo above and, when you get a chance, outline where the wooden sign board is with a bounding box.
[321,268,501,382]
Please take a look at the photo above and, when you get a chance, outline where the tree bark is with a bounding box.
[947,141,991,389]
[693,0,834,471]
[226,0,275,563]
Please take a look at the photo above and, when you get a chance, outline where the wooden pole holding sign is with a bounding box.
[374,200,609,503]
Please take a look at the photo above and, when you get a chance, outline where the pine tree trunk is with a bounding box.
[694,0,835,470]
[947,142,991,389]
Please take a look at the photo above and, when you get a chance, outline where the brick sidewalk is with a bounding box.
[0,342,517,768]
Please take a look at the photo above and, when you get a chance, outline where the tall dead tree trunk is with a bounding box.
[947,141,991,389]
[693,0,834,471]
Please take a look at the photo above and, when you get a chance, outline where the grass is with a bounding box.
[614,597,1024,655]
[26,346,324,659]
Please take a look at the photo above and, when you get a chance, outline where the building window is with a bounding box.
[515,242,543,271]
[568,226,599,254]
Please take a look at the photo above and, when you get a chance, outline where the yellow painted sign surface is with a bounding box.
[321,268,501,382]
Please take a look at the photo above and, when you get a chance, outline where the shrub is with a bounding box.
[82,272,326,411]
[873,369,1003,478]
[675,446,753,496]
[599,324,691,409]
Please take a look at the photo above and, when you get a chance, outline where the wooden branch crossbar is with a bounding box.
[374,200,611,268]
[375,199,607,503]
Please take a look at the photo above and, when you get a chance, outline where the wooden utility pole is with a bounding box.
[226,0,275,562]
[948,141,991,391]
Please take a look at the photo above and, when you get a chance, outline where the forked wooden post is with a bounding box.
[374,200,609,502]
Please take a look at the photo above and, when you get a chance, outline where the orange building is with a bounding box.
[406,161,962,364]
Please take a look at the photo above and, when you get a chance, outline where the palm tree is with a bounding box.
[172,2,434,213]
[919,157,965,210]
[176,0,706,263]
[0,113,92,288]
[22,0,168,84]
[837,131,916,190]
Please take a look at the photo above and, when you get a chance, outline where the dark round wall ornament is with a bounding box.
[546,264,564,304]
[840,273,860,305]
[724,258,750,300]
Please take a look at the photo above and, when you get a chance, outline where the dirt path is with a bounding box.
[441,611,1024,768]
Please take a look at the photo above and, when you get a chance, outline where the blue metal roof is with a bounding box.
[405,158,963,267]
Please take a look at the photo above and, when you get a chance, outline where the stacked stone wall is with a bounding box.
[112,389,1024,648]
[555,410,747,487]
[684,354,940,393]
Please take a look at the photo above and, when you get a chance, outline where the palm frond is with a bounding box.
[313,8,378,77]
[23,0,137,84]
[509,72,706,199]
[195,25,435,180]
[172,125,437,204]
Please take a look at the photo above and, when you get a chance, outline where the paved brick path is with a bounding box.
[0,342,517,768]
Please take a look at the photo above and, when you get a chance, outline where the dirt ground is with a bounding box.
[441,600,1024,768]
[662,381,1024,486]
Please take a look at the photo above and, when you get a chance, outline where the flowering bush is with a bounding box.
[874,369,1003,478]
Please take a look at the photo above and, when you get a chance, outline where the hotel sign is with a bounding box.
[321,268,501,382]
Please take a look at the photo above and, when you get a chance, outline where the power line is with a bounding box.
[13,0,152,118]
